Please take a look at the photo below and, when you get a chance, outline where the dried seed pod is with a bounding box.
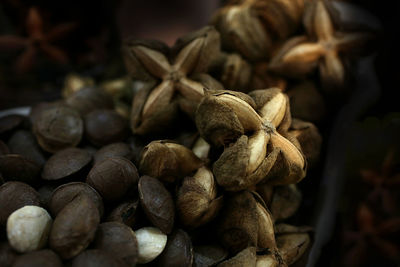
[33,105,83,153]
[85,110,129,147]
[193,245,228,267]
[256,254,279,267]
[256,184,274,206]
[7,130,46,166]
[124,27,221,135]
[7,206,52,253]
[253,192,277,250]
[249,88,291,133]
[48,182,104,217]
[86,157,139,202]
[138,176,174,234]
[41,147,91,181]
[217,246,257,267]
[195,90,262,147]
[213,132,275,191]
[157,229,193,267]
[135,227,168,264]
[270,185,302,221]
[0,154,40,184]
[287,81,326,123]
[218,52,253,92]
[177,167,223,228]
[275,224,312,265]
[106,199,139,228]
[93,222,138,267]
[288,118,322,168]
[65,86,113,115]
[71,249,125,267]
[211,4,272,61]
[12,249,63,267]
[93,142,133,165]
[218,191,259,253]
[139,141,203,183]
[0,182,41,226]
[49,194,100,259]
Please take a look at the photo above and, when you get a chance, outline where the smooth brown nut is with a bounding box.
[93,142,133,165]
[0,242,17,267]
[0,182,41,226]
[48,182,104,217]
[7,206,52,253]
[0,154,40,184]
[0,115,26,138]
[65,86,113,115]
[86,157,139,202]
[41,148,92,181]
[93,222,138,267]
[12,249,62,267]
[85,110,128,147]
[138,176,174,234]
[156,229,193,267]
[33,105,83,153]
[193,245,228,267]
[71,249,125,267]
[49,194,100,259]
[7,130,46,166]
[106,200,139,228]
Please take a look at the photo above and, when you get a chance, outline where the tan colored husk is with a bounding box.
[218,191,259,254]
[139,141,203,182]
[217,246,257,267]
[177,167,223,228]
[270,185,302,221]
[256,254,279,267]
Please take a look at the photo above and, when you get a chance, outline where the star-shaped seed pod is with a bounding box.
[139,141,204,183]
[123,26,221,135]
[176,167,223,228]
[211,0,305,62]
[269,0,375,92]
[195,89,306,189]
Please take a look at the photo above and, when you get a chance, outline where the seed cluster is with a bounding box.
[0,0,376,266]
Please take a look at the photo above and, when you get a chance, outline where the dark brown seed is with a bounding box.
[48,182,104,217]
[92,222,138,267]
[0,140,9,155]
[71,249,125,267]
[138,176,175,234]
[94,142,133,165]
[0,115,26,137]
[7,130,46,166]
[0,154,40,184]
[49,194,100,259]
[65,87,114,115]
[157,229,193,267]
[106,200,139,228]
[194,245,228,267]
[86,157,139,202]
[85,110,128,147]
[12,249,62,267]
[0,181,41,226]
[0,242,17,267]
[29,101,66,126]
[33,105,83,153]
[41,148,91,181]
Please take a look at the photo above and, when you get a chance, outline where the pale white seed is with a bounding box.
[135,227,167,264]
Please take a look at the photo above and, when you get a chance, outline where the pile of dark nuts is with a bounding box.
[0,0,376,266]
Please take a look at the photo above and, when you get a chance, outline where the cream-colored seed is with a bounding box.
[135,227,167,264]
[7,205,52,253]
